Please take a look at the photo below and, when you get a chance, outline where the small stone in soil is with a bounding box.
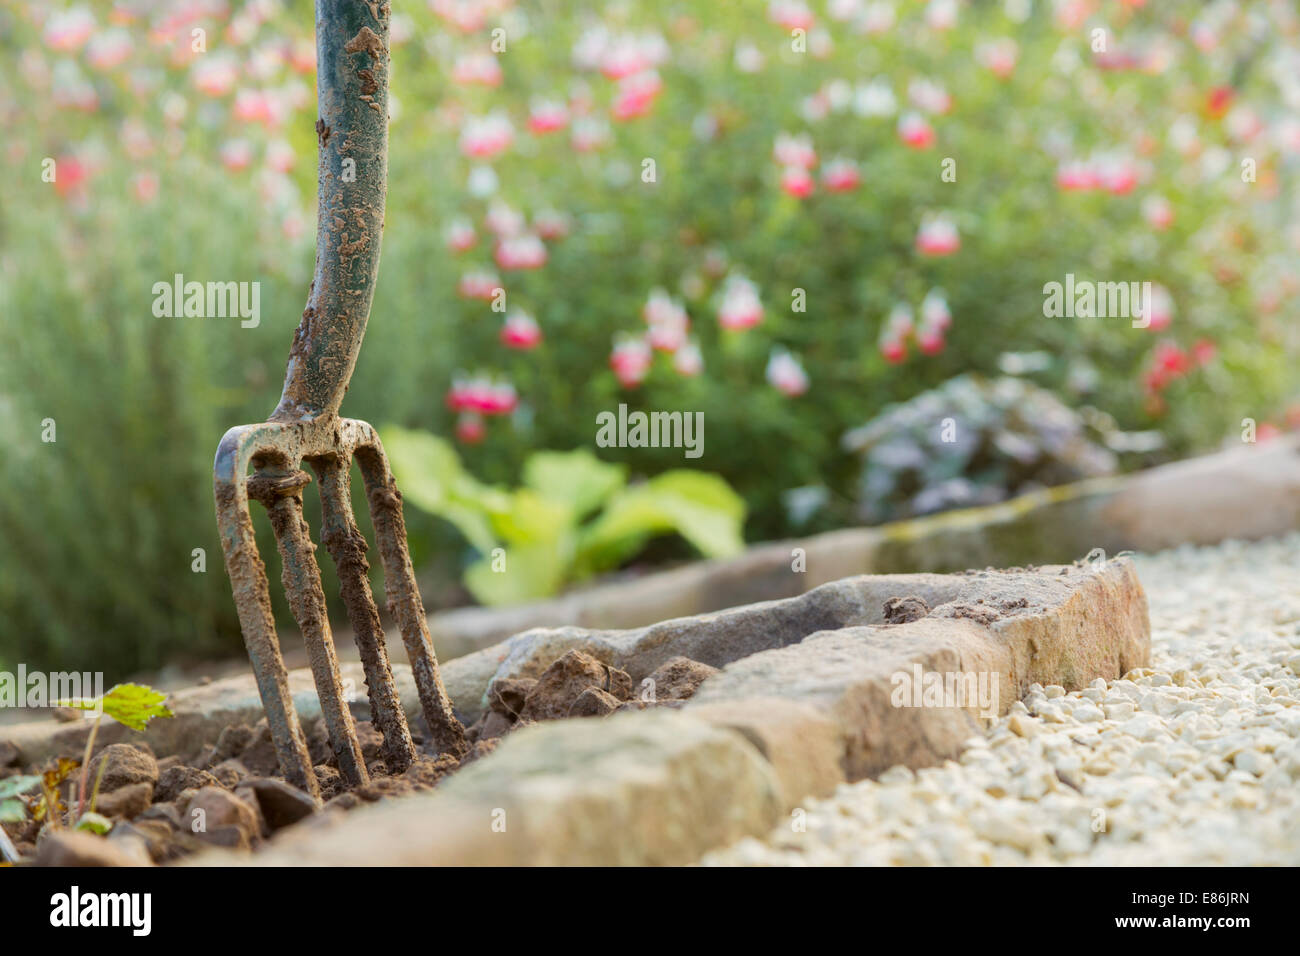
[520,649,634,722]
[643,656,719,701]
[569,687,620,717]
[88,743,158,793]
[94,781,154,820]
[156,765,221,803]
[883,595,931,624]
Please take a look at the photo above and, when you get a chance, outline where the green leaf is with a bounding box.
[75,812,113,835]
[522,449,626,521]
[381,425,503,554]
[0,799,27,823]
[486,489,574,547]
[575,470,746,578]
[58,683,173,731]
[0,775,40,800]
[463,541,568,606]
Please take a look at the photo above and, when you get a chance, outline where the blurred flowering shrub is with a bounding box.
[1,0,1299,667]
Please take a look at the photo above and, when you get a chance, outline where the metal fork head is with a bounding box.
[214,415,465,798]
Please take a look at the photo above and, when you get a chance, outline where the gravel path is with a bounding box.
[703,534,1300,866]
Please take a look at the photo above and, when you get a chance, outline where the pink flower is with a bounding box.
[533,209,571,240]
[773,132,817,169]
[612,70,662,121]
[457,270,502,300]
[885,302,914,341]
[459,113,514,159]
[879,338,908,365]
[780,166,815,198]
[282,211,306,241]
[447,374,518,416]
[288,39,316,74]
[1142,195,1174,231]
[917,327,945,355]
[822,159,861,192]
[1055,160,1097,191]
[431,0,489,34]
[495,235,547,270]
[1191,338,1216,367]
[1225,106,1264,143]
[673,340,704,376]
[1098,155,1140,195]
[451,53,503,87]
[52,156,89,198]
[610,337,653,388]
[599,34,662,80]
[194,55,240,98]
[86,29,132,70]
[232,89,278,127]
[571,117,611,152]
[921,290,952,332]
[717,274,764,331]
[265,140,295,174]
[221,139,254,172]
[766,348,809,397]
[1145,284,1174,331]
[769,1,815,31]
[485,201,525,238]
[976,38,1018,79]
[898,112,936,149]
[120,120,153,161]
[44,9,96,52]
[643,289,690,351]
[445,218,477,252]
[908,79,951,115]
[500,310,542,349]
[925,0,958,31]
[915,215,960,257]
[528,99,569,134]
[455,412,486,444]
[132,171,159,203]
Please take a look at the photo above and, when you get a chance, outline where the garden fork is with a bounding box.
[213,0,464,799]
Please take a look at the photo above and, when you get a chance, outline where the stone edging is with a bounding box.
[192,558,1148,865]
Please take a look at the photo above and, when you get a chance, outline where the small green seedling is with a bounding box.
[54,683,174,827]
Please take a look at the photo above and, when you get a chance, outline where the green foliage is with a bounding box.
[55,683,174,731]
[385,426,745,604]
[74,811,113,835]
[0,775,41,823]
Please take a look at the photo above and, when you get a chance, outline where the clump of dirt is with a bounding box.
[883,596,931,624]
[932,603,1003,626]
[1,649,717,867]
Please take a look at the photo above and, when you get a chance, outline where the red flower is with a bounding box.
[1206,86,1234,120]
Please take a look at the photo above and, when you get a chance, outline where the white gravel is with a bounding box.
[703,533,1300,866]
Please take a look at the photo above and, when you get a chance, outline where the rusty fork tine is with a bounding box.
[214,446,319,799]
[357,443,467,758]
[314,456,416,773]
[250,470,369,789]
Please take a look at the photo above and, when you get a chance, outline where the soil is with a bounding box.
[0,649,713,866]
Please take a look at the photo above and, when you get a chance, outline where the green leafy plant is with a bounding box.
[383,426,746,605]
[55,683,174,827]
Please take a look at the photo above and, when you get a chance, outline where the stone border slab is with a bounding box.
[184,559,1148,865]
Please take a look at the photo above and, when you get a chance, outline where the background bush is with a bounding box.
[0,0,1296,675]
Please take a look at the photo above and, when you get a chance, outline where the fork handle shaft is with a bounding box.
[273,0,389,423]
